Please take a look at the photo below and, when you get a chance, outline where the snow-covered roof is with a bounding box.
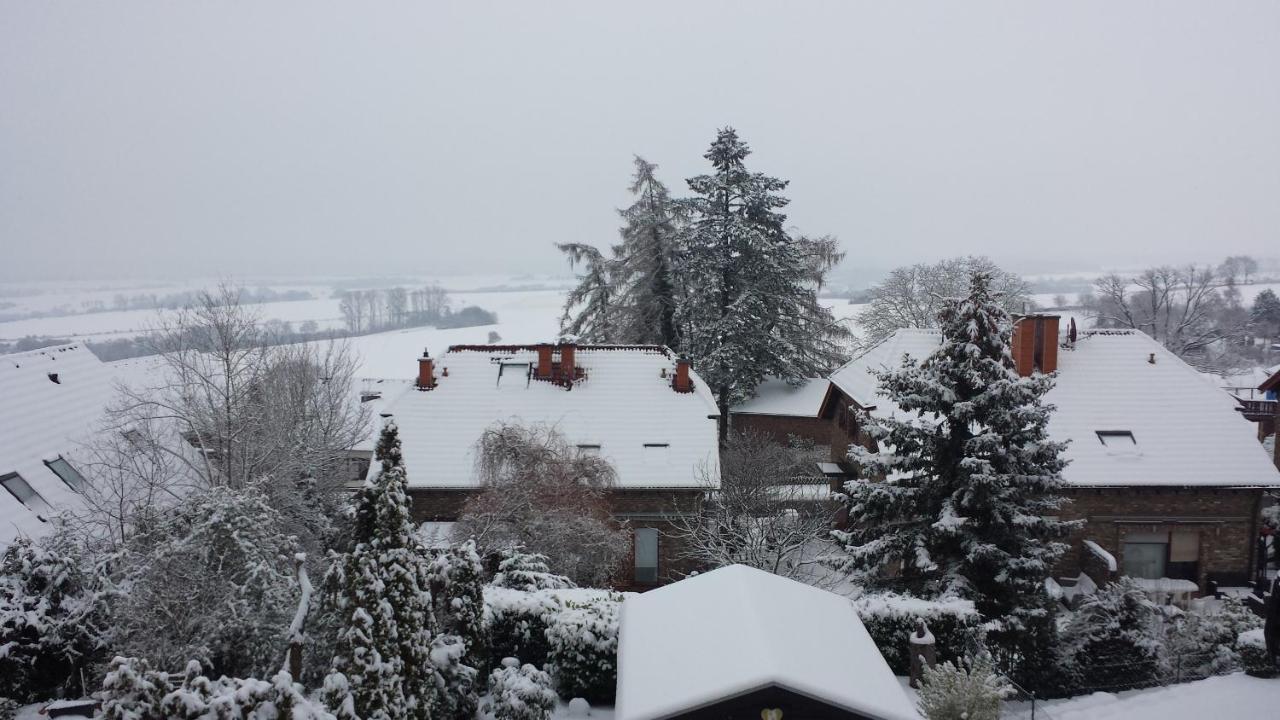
[0,344,117,545]
[352,377,413,452]
[831,328,1280,488]
[615,564,916,720]
[731,377,831,417]
[383,345,720,488]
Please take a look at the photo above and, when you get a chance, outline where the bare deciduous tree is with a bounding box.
[668,430,840,585]
[455,422,629,587]
[855,256,1031,348]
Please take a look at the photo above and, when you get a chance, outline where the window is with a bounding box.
[1167,531,1200,582]
[496,362,531,388]
[577,444,601,457]
[0,473,52,517]
[1097,430,1140,456]
[634,528,659,584]
[1122,532,1168,579]
[45,456,88,493]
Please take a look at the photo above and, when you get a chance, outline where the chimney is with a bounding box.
[536,344,553,379]
[1010,315,1060,377]
[673,357,693,393]
[560,343,576,381]
[416,348,436,390]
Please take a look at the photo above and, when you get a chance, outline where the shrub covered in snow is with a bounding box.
[1237,629,1276,678]
[485,658,559,720]
[851,592,983,675]
[1160,596,1263,681]
[484,586,626,678]
[100,656,340,720]
[429,539,490,669]
[545,595,622,703]
[1060,578,1165,692]
[108,485,302,679]
[916,655,1009,720]
[491,548,576,593]
[0,535,107,701]
[427,633,479,720]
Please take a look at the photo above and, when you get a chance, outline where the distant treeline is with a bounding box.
[0,287,314,323]
[334,285,497,334]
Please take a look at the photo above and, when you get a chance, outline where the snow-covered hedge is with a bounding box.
[545,596,621,703]
[1237,629,1275,678]
[484,587,625,670]
[99,656,340,720]
[851,593,982,675]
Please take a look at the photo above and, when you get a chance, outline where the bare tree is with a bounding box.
[93,284,370,549]
[1089,264,1249,372]
[667,430,840,585]
[855,256,1031,347]
[455,422,628,587]
[1219,255,1260,285]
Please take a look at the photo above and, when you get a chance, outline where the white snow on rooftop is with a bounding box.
[615,564,917,720]
[731,376,830,417]
[0,345,117,545]
[383,346,720,488]
[830,328,1280,488]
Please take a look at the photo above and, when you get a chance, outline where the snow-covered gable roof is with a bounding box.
[732,377,831,418]
[830,328,1280,488]
[383,345,720,488]
[352,377,413,452]
[0,344,117,545]
[615,564,916,720]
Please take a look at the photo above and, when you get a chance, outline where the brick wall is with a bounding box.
[1055,486,1263,590]
[731,394,862,464]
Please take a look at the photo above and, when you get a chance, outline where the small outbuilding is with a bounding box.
[615,564,917,720]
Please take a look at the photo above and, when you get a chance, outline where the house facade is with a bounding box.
[732,317,1280,593]
[376,343,721,589]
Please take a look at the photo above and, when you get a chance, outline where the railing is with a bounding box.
[1235,399,1278,420]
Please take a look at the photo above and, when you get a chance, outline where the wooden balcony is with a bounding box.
[1235,398,1278,421]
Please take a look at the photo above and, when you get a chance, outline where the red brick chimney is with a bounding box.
[416,348,436,390]
[1011,315,1060,376]
[536,344,553,380]
[673,357,693,393]
[560,343,576,380]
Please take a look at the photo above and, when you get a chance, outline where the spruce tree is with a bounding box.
[835,273,1077,681]
[677,127,849,440]
[557,243,619,343]
[612,156,685,348]
[327,421,437,720]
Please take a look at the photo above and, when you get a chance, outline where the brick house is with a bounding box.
[732,317,1280,594]
[375,343,720,589]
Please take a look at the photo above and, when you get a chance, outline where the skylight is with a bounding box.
[1096,430,1140,456]
[45,456,88,493]
[496,362,531,388]
[642,443,670,466]
[0,472,53,517]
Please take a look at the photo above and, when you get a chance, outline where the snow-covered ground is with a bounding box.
[1012,673,1280,719]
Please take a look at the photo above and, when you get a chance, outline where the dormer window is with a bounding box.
[1,472,52,518]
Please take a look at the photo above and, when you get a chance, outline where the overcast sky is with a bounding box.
[2,1,1278,283]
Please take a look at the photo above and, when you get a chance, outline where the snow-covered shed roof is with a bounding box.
[615,564,916,720]
[732,377,831,418]
[382,345,720,488]
[0,344,117,545]
[830,328,1280,488]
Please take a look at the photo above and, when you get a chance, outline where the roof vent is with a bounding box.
[47,372,60,384]
[1147,353,1156,364]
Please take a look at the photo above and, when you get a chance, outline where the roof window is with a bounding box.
[45,456,89,493]
[642,443,670,466]
[1096,430,1140,456]
[0,472,53,518]
[497,362,531,388]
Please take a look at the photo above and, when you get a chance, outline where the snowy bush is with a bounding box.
[852,593,983,675]
[1160,597,1262,680]
[428,633,479,720]
[916,655,1009,720]
[491,548,576,593]
[1238,629,1276,678]
[108,485,301,679]
[101,656,341,720]
[545,595,622,704]
[429,539,490,670]
[0,534,107,701]
[0,698,19,720]
[485,658,559,720]
[1060,578,1165,692]
[485,586,625,677]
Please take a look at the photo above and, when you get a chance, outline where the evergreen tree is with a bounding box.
[677,127,849,440]
[557,243,619,342]
[1252,288,1280,339]
[326,421,438,720]
[834,273,1077,679]
[428,540,488,665]
[490,548,575,592]
[612,156,685,348]
[1060,578,1165,692]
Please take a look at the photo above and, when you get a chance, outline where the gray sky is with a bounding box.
[2,1,1278,283]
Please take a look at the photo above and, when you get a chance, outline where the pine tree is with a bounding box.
[327,421,437,720]
[612,156,685,348]
[558,243,620,342]
[1252,288,1280,339]
[677,127,849,440]
[490,548,575,592]
[835,273,1077,678]
[1060,578,1165,692]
